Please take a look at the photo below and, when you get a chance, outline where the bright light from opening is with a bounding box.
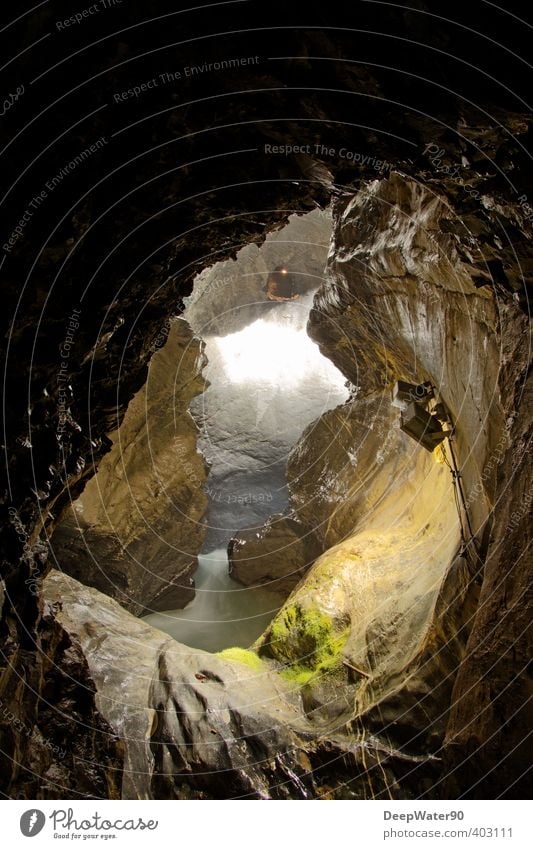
[214,317,347,390]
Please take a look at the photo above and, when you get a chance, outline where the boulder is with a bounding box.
[50,319,209,615]
[228,514,322,593]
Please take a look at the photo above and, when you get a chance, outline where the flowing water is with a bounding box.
[191,291,349,549]
[143,548,283,652]
[143,288,349,651]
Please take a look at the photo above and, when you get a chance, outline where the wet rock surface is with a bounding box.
[226,394,395,591]
[38,170,531,800]
[255,445,462,746]
[0,600,123,799]
[50,319,209,615]
[43,569,440,800]
[216,173,531,790]
[0,1,531,799]
[228,514,323,593]
[286,175,530,790]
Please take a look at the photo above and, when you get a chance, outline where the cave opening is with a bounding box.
[2,2,530,804]
[54,210,351,652]
[155,211,351,652]
[48,187,473,708]
[39,153,527,805]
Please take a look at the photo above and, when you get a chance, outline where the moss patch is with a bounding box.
[259,603,349,685]
[216,647,264,671]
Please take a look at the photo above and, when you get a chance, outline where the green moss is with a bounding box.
[259,603,349,685]
[279,666,317,686]
[216,647,264,672]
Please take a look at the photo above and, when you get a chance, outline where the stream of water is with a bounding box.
[143,548,283,652]
[144,287,348,652]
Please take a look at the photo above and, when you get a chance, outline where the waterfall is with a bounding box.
[143,290,349,650]
[143,548,282,651]
[192,291,349,549]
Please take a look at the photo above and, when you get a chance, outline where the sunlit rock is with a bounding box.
[228,514,322,592]
[44,568,436,799]
[50,319,208,615]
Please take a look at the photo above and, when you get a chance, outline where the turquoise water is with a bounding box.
[143,548,283,652]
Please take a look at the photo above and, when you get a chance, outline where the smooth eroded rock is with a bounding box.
[50,319,209,615]
[228,514,322,593]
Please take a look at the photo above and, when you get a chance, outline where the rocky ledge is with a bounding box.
[49,319,208,615]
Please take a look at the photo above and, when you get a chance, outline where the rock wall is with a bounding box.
[233,172,518,579]
[1,0,531,799]
[44,568,440,799]
[228,395,415,588]
[306,178,530,777]
[228,513,323,594]
[37,172,531,800]
[230,173,531,785]
[444,352,532,798]
[0,595,123,799]
[50,319,208,615]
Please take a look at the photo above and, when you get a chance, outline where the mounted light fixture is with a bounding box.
[392,380,451,452]
[399,401,446,451]
[391,379,434,410]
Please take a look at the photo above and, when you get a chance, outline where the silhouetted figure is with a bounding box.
[264,266,300,301]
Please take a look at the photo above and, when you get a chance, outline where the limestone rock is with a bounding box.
[50,319,209,615]
[241,174,530,764]
[228,514,322,593]
[43,568,437,799]
[1,3,531,800]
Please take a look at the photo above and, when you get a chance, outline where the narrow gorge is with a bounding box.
[0,0,531,803]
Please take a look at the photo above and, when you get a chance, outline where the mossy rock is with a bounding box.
[216,647,264,672]
[259,603,349,685]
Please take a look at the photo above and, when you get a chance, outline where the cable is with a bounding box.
[443,437,485,567]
